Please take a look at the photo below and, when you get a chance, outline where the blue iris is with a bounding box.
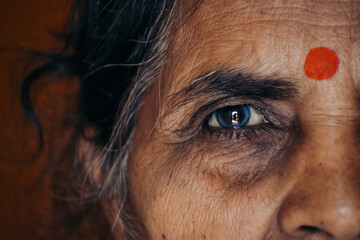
[216,105,250,129]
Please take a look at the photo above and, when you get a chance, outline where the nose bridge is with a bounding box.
[305,114,356,156]
[301,113,360,175]
[278,113,360,238]
[300,121,360,210]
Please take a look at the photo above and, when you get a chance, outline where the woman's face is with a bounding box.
[127,0,360,238]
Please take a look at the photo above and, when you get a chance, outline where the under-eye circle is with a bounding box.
[208,105,263,129]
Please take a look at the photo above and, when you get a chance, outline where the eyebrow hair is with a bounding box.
[168,68,298,108]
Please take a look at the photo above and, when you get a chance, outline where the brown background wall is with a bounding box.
[0,1,72,238]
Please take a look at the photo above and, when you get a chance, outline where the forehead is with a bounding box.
[165,0,360,94]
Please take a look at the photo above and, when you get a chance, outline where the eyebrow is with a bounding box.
[168,68,298,108]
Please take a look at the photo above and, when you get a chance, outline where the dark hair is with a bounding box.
[21,0,180,238]
[21,0,206,237]
[22,0,176,147]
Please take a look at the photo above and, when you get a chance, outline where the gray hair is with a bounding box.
[79,1,181,238]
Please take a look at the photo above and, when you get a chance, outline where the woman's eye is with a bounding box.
[208,105,264,129]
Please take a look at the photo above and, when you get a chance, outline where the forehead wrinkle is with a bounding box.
[185,0,359,44]
[200,0,356,25]
[346,0,360,93]
[349,0,360,91]
[350,0,360,42]
[170,0,357,66]
[166,0,360,108]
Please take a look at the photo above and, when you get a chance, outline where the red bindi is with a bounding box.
[304,47,339,80]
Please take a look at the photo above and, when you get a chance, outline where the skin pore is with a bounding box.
[111,0,360,239]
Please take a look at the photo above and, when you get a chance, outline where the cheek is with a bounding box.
[128,137,286,239]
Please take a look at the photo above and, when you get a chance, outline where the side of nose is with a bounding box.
[277,124,360,239]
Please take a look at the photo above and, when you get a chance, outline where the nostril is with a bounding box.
[299,225,321,233]
[298,226,334,238]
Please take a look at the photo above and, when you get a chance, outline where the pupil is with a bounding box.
[216,105,250,129]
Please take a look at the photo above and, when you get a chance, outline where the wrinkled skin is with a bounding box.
[126,0,360,239]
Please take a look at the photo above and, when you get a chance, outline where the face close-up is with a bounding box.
[123,0,360,239]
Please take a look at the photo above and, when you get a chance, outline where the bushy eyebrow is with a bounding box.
[168,68,298,109]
